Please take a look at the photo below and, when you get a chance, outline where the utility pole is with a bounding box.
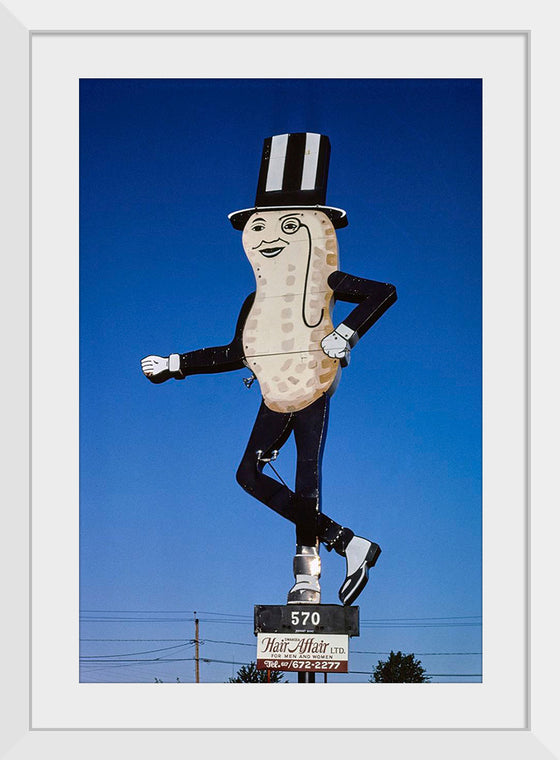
[194,613,200,684]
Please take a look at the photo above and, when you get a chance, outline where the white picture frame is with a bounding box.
[2,1,556,757]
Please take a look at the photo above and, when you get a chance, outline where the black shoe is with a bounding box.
[338,537,381,606]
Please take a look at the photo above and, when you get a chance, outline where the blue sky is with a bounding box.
[79,78,481,683]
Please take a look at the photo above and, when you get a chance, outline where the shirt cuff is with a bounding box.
[335,322,357,345]
[168,353,182,374]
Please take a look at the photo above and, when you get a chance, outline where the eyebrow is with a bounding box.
[279,213,303,220]
[251,217,266,223]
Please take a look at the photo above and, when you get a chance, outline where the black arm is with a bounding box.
[328,271,397,344]
[177,291,255,377]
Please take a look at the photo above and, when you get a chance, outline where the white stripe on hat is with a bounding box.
[265,134,289,192]
[300,133,321,191]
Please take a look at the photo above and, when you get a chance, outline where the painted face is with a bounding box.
[242,209,336,299]
[242,211,308,260]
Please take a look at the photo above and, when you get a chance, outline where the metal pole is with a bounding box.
[195,616,200,683]
[298,672,315,683]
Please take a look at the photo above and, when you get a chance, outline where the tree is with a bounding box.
[227,662,286,683]
[369,651,430,683]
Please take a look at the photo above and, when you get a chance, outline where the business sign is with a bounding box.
[256,632,349,673]
[254,604,359,636]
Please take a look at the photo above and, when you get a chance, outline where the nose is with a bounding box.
[255,237,281,249]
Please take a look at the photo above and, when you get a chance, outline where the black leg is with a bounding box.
[236,401,297,521]
[236,395,346,550]
[292,394,330,545]
[293,396,350,552]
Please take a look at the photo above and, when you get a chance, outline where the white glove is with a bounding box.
[321,324,355,367]
[141,354,170,378]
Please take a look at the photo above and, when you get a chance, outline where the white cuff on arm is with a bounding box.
[335,322,358,346]
[168,353,182,374]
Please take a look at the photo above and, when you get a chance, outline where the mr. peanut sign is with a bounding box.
[142,133,397,607]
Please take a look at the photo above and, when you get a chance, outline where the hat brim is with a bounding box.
[228,205,348,231]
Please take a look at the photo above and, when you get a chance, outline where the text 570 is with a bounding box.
[290,610,321,626]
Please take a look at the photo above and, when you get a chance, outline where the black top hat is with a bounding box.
[228,132,348,230]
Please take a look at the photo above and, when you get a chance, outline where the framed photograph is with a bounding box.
[2,1,554,757]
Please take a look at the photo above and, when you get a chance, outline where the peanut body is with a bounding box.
[242,210,341,413]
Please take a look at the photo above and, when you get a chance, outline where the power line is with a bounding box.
[362,616,481,622]
[360,622,481,628]
[80,622,481,628]
[424,674,482,678]
[80,658,196,663]
[350,670,482,677]
[79,607,482,681]
[80,617,481,629]
[80,654,481,678]
[79,636,481,656]
[81,642,194,659]
[203,638,254,647]
[353,650,481,656]
[80,617,251,624]
[79,609,481,623]
[80,609,252,618]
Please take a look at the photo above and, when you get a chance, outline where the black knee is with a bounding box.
[236,455,259,494]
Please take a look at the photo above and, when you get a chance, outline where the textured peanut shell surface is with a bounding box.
[242,210,341,413]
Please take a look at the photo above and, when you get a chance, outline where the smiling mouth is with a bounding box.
[258,246,285,258]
